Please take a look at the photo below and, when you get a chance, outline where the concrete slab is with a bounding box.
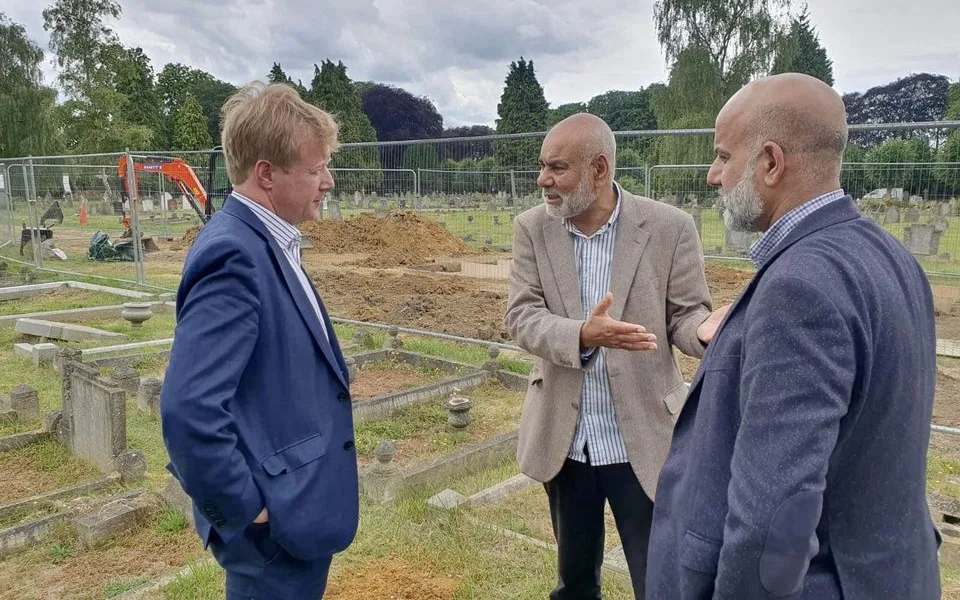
[81,338,173,361]
[0,302,173,330]
[0,283,66,301]
[467,474,537,507]
[15,318,128,343]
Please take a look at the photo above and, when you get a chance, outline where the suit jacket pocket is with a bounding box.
[680,530,722,574]
[662,382,689,415]
[261,433,328,476]
[679,530,722,599]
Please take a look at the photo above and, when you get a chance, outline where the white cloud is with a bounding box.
[4,0,959,128]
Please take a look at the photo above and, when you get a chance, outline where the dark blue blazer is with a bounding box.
[647,198,941,599]
[160,196,358,562]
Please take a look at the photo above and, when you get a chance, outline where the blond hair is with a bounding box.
[220,81,340,185]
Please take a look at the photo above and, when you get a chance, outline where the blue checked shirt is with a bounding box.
[749,189,846,268]
[232,192,329,340]
[565,183,630,465]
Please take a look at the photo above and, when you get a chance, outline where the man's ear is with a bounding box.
[761,142,786,187]
[254,160,274,190]
[595,154,612,183]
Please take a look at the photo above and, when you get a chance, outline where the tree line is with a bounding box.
[1,0,958,197]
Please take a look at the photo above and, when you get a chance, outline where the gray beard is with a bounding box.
[721,174,764,232]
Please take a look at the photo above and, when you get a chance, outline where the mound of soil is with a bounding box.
[170,227,200,251]
[300,212,470,267]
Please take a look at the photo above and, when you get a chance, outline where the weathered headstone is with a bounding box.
[884,207,901,224]
[114,449,147,482]
[6,385,40,423]
[941,202,954,217]
[111,366,140,398]
[904,208,920,223]
[929,216,950,233]
[69,363,127,473]
[904,224,943,256]
[327,199,342,221]
[137,378,162,415]
[723,226,754,256]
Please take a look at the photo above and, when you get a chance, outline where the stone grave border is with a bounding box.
[0,281,159,303]
[426,467,632,587]
[0,300,174,329]
[349,349,490,424]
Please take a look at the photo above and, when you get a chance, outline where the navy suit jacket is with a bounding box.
[160,196,358,562]
[647,198,940,599]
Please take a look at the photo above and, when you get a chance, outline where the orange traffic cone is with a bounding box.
[79,199,88,226]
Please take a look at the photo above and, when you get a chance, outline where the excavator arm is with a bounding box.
[118,156,211,224]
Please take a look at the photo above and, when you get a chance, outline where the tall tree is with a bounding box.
[307,60,380,193]
[587,90,657,132]
[268,62,306,97]
[115,46,160,141]
[548,102,587,126]
[653,0,792,93]
[0,13,61,157]
[947,82,960,120]
[42,0,122,97]
[361,84,443,142]
[843,73,951,147]
[173,93,212,151]
[495,57,549,167]
[771,9,834,85]
[308,60,377,143]
[156,63,236,147]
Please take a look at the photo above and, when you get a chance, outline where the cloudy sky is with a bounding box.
[5,0,960,127]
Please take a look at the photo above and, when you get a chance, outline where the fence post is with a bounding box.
[25,158,43,269]
[645,165,651,198]
[510,170,517,199]
[125,151,146,286]
[0,164,11,245]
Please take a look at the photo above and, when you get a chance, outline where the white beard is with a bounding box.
[544,175,596,219]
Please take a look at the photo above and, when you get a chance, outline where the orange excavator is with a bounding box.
[118,155,211,224]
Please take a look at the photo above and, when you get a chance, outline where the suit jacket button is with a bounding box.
[343,440,354,450]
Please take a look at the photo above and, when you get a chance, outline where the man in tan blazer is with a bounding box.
[506,113,724,599]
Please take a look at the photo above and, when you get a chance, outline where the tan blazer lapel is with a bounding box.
[608,192,650,321]
[542,217,583,319]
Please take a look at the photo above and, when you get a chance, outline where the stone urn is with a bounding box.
[445,395,473,428]
[121,302,153,327]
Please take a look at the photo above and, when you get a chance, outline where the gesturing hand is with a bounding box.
[579,292,658,351]
[253,508,269,524]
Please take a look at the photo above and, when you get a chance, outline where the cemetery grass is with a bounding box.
[0,289,128,317]
[354,381,523,467]
[0,505,204,600]
[147,470,636,600]
[0,439,101,503]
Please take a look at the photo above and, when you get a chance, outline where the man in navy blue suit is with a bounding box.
[160,81,357,600]
[646,73,941,599]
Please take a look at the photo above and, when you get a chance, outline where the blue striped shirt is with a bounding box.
[565,184,629,465]
[749,189,846,268]
[232,192,329,340]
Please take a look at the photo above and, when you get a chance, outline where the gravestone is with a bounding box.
[412,196,421,210]
[941,202,954,217]
[380,198,389,211]
[67,362,127,473]
[327,199,342,221]
[929,216,950,233]
[884,207,901,224]
[0,385,40,423]
[904,208,920,223]
[137,378,162,415]
[111,366,140,398]
[723,226,754,256]
[904,224,943,256]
